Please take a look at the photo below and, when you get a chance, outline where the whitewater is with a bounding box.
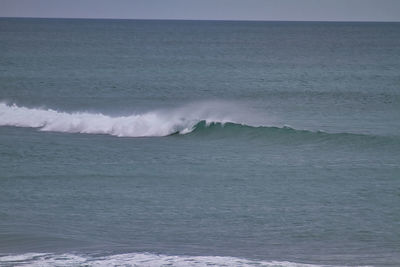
[0,252,345,267]
[0,102,267,137]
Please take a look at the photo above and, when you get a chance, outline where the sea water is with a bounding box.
[0,18,399,266]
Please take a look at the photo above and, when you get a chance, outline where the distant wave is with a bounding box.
[0,252,341,267]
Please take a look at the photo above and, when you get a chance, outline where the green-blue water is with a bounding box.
[0,18,399,266]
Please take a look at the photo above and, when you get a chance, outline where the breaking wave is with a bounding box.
[0,102,396,145]
[0,102,264,137]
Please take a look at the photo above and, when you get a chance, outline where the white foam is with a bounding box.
[0,252,342,267]
[0,253,47,262]
[0,102,259,137]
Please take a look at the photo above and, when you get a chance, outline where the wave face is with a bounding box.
[0,252,336,267]
[0,102,267,137]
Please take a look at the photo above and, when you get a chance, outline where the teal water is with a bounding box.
[0,18,400,266]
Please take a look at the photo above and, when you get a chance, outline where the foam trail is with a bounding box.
[0,252,346,267]
[0,102,257,137]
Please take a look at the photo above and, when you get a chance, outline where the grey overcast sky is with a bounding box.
[1,0,400,22]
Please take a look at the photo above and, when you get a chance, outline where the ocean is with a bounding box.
[0,18,399,266]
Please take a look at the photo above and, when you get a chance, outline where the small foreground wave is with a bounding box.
[0,252,347,267]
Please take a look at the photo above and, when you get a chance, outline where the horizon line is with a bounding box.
[1,16,400,23]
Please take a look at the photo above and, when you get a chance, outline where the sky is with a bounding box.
[1,0,400,22]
